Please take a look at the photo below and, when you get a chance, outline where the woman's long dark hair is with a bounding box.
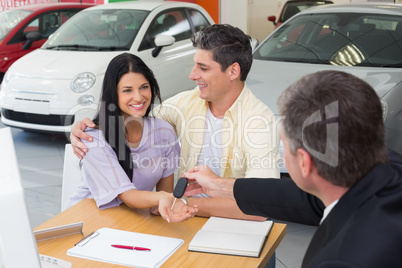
[93,53,162,181]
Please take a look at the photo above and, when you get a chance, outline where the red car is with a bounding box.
[0,3,95,83]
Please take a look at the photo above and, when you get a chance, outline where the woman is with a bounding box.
[66,53,196,221]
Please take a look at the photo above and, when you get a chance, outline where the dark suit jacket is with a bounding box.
[234,149,402,267]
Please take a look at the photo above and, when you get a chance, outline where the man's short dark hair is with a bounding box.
[278,70,388,187]
[191,24,252,81]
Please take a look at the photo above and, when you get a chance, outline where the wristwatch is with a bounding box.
[180,196,187,205]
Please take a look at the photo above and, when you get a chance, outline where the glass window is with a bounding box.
[0,9,32,41]
[40,10,81,38]
[6,9,87,44]
[24,17,39,33]
[254,13,402,67]
[22,13,56,39]
[139,9,191,51]
[189,9,210,33]
[44,9,149,51]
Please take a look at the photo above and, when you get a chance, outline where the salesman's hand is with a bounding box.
[184,165,236,200]
[183,165,220,197]
[70,118,96,159]
[158,196,198,223]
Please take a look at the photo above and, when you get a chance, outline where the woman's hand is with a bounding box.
[158,195,198,223]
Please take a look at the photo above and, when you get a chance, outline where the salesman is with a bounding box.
[180,70,402,267]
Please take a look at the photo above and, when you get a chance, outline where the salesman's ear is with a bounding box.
[297,148,313,178]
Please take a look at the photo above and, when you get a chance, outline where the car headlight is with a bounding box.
[71,73,96,93]
[381,99,388,121]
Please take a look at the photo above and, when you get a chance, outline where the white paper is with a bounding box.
[202,217,273,235]
[188,217,273,257]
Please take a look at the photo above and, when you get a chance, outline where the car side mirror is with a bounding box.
[152,34,175,57]
[22,32,42,50]
[267,16,277,26]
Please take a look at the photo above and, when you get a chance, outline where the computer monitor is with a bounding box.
[0,127,41,268]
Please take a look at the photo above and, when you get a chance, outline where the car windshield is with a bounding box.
[43,9,149,51]
[0,10,32,41]
[255,12,402,67]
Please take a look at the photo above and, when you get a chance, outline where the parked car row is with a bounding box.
[0,3,95,84]
[249,3,402,156]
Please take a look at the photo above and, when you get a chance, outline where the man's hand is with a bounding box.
[184,165,221,197]
[70,118,96,159]
[184,165,236,200]
[159,195,198,223]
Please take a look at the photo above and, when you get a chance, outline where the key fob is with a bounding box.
[173,177,188,198]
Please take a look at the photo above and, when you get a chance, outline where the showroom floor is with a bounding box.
[1,121,317,268]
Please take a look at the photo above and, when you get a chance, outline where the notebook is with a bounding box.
[0,127,71,268]
[188,216,273,257]
[67,227,184,268]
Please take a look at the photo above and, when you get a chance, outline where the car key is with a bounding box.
[171,177,188,210]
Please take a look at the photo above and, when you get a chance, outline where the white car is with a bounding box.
[0,1,214,132]
[248,3,402,160]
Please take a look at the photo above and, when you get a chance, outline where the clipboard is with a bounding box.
[67,227,184,268]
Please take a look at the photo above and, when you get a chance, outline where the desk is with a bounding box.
[35,199,287,267]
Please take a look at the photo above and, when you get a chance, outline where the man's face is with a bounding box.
[189,49,232,103]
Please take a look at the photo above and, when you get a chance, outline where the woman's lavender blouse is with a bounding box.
[65,117,180,210]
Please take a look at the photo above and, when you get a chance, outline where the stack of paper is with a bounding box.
[189,217,273,257]
[67,228,183,268]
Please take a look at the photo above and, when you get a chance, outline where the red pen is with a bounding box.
[111,244,151,251]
